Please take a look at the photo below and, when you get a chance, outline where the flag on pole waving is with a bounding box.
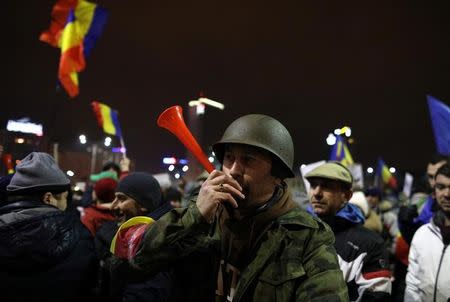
[329,135,354,167]
[40,0,108,98]
[427,95,450,156]
[91,101,122,137]
[376,157,398,189]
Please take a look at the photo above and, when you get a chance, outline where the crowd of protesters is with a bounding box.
[0,117,449,302]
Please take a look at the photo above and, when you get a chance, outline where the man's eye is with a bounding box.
[243,156,255,162]
[310,182,319,188]
[436,184,445,190]
[224,154,233,161]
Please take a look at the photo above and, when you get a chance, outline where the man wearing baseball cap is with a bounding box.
[305,161,391,302]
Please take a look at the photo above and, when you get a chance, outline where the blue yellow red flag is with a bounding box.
[329,135,354,167]
[110,216,154,259]
[91,101,122,137]
[376,157,398,189]
[41,0,108,98]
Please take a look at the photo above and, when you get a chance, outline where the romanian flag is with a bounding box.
[376,157,398,189]
[92,101,123,137]
[110,216,154,259]
[330,135,354,167]
[41,0,108,98]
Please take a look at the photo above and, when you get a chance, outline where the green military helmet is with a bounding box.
[304,161,353,186]
[212,114,295,178]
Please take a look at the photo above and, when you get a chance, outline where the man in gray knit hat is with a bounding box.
[0,152,97,302]
[6,152,71,209]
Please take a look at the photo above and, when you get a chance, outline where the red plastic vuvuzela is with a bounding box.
[157,105,215,173]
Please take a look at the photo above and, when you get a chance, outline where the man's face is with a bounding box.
[366,195,380,208]
[427,160,447,189]
[222,144,280,210]
[434,174,450,215]
[308,177,352,218]
[112,192,142,222]
[46,191,68,211]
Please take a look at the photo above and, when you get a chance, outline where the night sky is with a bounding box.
[3,1,450,178]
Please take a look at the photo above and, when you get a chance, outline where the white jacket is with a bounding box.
[404,220,450,302]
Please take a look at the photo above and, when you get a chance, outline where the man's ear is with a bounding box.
[42,192,53,204]
[273,177,282,185]
[344,190,353,202]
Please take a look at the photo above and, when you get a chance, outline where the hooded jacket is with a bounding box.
[405,211,450,302]
[0,200,98,302]
[309,203,392,302]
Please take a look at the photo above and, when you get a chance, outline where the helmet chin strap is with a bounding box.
[254,182,285,214]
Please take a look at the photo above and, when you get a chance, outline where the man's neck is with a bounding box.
[231,184,284,220]
[444,215,450,227]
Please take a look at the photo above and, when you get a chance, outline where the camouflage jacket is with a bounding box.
[132,198,349,302]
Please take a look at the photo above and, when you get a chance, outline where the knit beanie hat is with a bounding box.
[90,170,118,182]
[7,152,70,194]
[94,177,117,203]
[364,187,383,199]
[117,172,163,211]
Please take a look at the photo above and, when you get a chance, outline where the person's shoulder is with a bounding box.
[277,208,335,245]
[96,219,119,240]
[348,224,385,247]
[414,222,434,239]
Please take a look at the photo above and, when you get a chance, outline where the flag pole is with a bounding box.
[120,136,127,159]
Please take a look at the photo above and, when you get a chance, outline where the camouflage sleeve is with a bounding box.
[296,221,349,302]
[131,202,218,274]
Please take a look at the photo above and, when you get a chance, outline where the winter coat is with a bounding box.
[131,192,349,302]
[405,212,450,302]
[310,203,392,302]
[96,203,175,302]
[0,200,98,302]
[80,204,116,236]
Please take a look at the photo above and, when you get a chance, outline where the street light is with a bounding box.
[326,133,337,146]
[79,134,87,144]
[104,136,112,147]
[188,97,225,111]
[333,126,352,137]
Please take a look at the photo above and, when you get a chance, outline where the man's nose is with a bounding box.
[111,198,119,209]
[311,185,323,198]
[444,187,450,197]
[229,160,243,178]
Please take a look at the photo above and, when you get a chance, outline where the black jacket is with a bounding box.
[95,203,175,302]
[0,200,98,302]
[323,203,391,302]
